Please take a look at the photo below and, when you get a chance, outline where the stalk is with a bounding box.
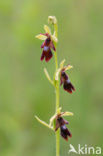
[54,23,60,156]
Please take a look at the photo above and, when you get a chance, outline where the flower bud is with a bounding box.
[48,16,57,25]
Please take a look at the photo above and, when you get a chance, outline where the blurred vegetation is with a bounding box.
[0,0,103,156]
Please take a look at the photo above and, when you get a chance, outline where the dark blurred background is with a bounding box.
[0,0,103,156]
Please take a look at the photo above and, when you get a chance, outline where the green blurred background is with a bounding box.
[0,0,103,156]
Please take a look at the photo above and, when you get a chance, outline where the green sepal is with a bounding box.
[44,25,51,34]
[35,34,47,40]
[35,115,53,130]
[44,68,54,86]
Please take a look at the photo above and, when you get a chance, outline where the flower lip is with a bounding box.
[60,125,72,141]
[41,47,53,62]
[60,70,75,93]
[63,80,75,93]
[55,115,72,141]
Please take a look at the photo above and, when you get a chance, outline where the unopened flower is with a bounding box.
[55,114,72,141]
[36,25,58,62]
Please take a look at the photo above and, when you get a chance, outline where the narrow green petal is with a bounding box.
[35,34,47,40]
[61,112,74,117]
[65,65,73,71]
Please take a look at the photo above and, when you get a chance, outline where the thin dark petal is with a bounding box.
[40,51,45,61]
[55,122,60,131]
[60,77,63,86]
[63,80,75,94]
[50,41,56,51]
[64,119,69,125]
[41,42,45,48]
[60,72,68,86]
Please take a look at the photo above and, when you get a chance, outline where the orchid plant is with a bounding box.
[35,16,75,156]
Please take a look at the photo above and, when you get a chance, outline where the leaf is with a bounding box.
[44,25,51,34]
[35,115,53,130]
[35,34,47,40]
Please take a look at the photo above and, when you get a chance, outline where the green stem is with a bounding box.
[54,23,60,156]
[54,52,60,156]
[55,83,60,156]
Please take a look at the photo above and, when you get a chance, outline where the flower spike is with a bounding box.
[35,16,76,154]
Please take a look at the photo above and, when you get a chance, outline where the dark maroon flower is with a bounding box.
[60,71,75,94]
[40,34,56,62]
[55,116,72,141]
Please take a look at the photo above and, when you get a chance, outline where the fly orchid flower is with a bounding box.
[49,110,73,141]
[55,113,72,141]
[60,69,75,94]
[55,60,75,94]
[36,25,58,62]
